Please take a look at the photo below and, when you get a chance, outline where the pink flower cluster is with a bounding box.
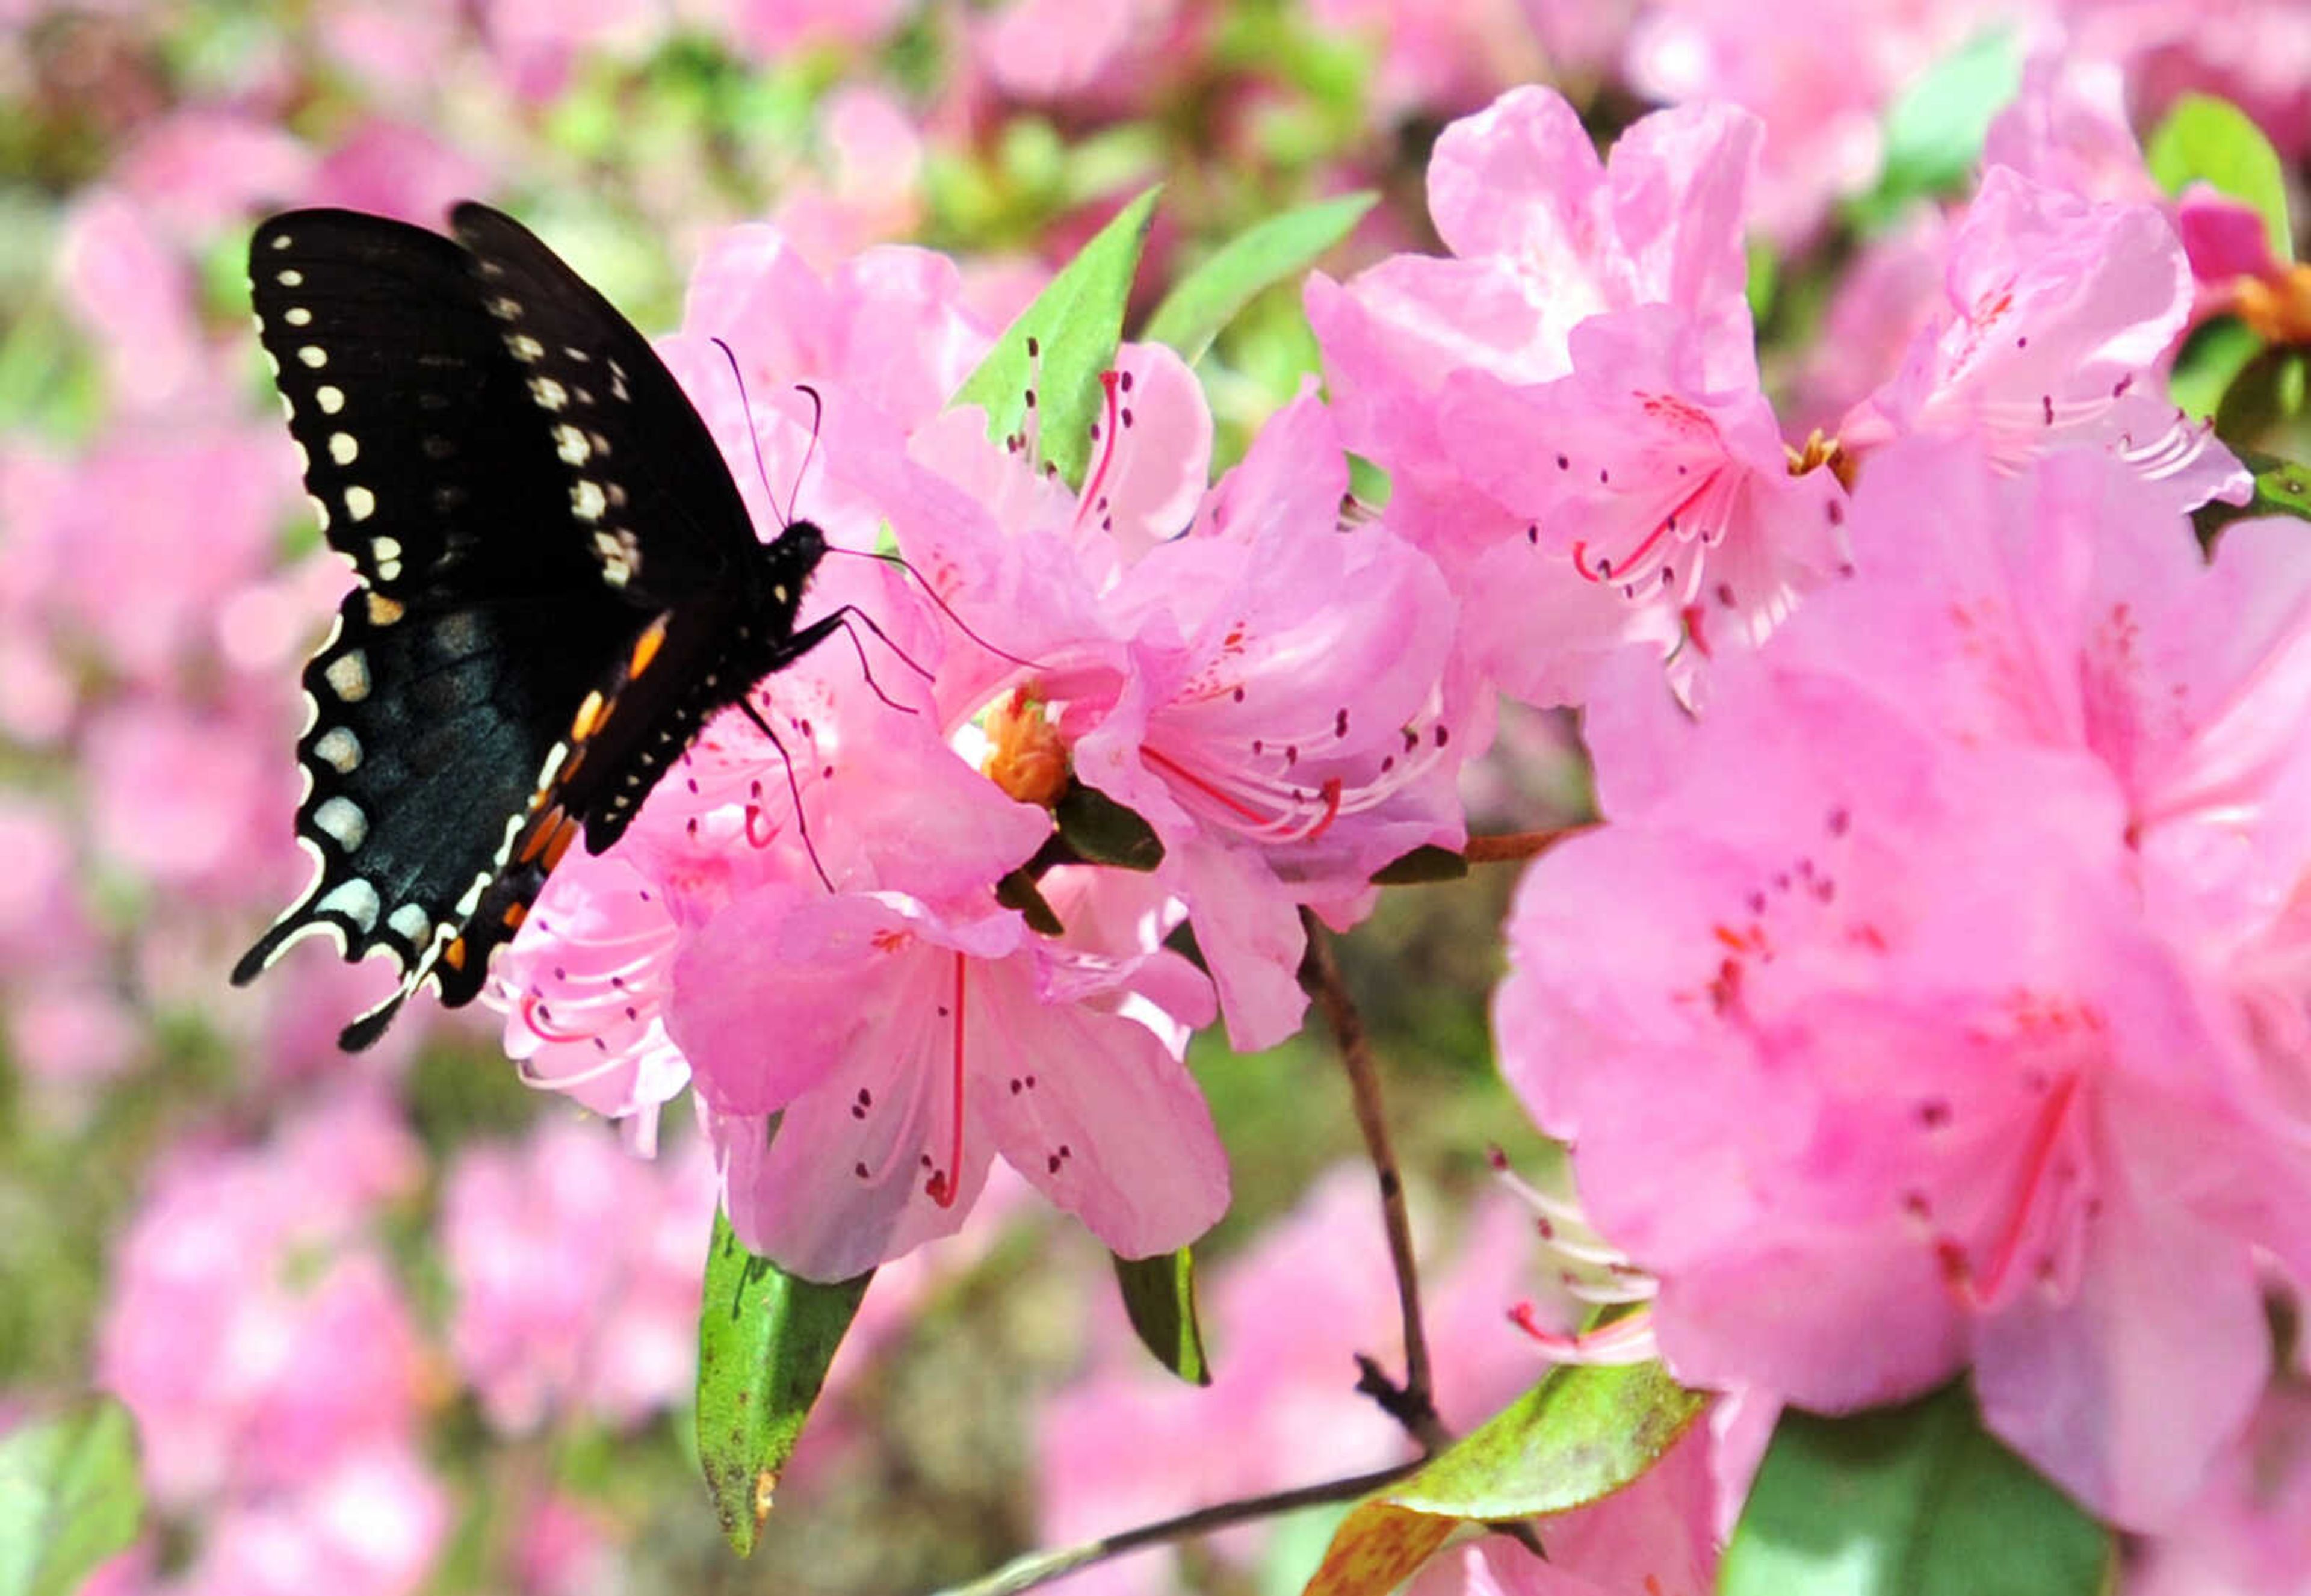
[1357,84,2309,1547]
[88,1097,733,1595]
[489,227,1472,1282]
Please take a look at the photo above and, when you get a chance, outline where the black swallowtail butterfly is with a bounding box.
[234,202,842,1050]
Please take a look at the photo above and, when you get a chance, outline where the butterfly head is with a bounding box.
[754,519,828,625]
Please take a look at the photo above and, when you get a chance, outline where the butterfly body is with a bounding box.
[234,203,831,1049]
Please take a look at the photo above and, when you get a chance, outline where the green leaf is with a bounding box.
[2168,315,2267,421]
[995,865,1066,935]
[0,1398,144,1596]
[1857,29,2023,226]
[2192,448,2311,545]
[1112,1248,1210,1385]
[949,187,1162,489]
[2214,342,2310,444]
[1370,844,1468,885]
[1142,192,1376,367]
[1054,781,1165,871]
[1719,1382,2113,1596]
[695,1208,873,1555]
[1304,1362,1707,1595]
[2147,93,2294,263]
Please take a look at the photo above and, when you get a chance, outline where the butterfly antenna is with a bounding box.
[709,336,790,531]
[825,546,1042,671]
[789,383,825,528]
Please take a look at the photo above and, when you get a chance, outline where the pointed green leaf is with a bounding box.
[2147,93,2293,262]
[1054,780,1165,871]
[1391,1359,1706,1520]
[1720,1382,2113,1596]
[695,1208,873,1555]
[950,187,1162,489]
[2168,315,2266,421]
[996,865,1066,935]
[1112,1248,1210,1385]
[2192,448,2311,545]
[0,1398,144,1596]
[1142,192,1376,366]
[1370,844,1468,885]
[1302,1361,1707,1596]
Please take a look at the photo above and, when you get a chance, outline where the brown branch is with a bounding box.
[1299,910,1447,1454]
[929,1459,1426,1596]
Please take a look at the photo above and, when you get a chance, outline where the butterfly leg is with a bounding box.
[737,696,836,892]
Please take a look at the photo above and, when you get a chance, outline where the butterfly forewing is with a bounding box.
[448,203,758,604]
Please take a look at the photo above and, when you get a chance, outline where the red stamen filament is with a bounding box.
[521,991,596,1045]
[932,951,967,1210]
[1959,1071,2083,1310]
[1071,371,1124,537]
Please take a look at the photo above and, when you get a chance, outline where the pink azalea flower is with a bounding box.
[83,694,291,900]
[113,111,316,235]
[1841,166,2249,513]
[2125,1379,2311,1596]
[311,0,463,105]
[714,0,917,55]
[1621,0,1995,244]
[1303,0,1549,126]
[305,120,495,226]
[158,1446,449,1596]
[672,862,1226,1281]
[1981,53,2163,208]
[1060,384,1467,1045]
[976,0,1156,101]
[1309,88,1792,704]
[443,1121,719,1434]
[2065,0,2311,158]
[767,86,928,268]
[1,427,300,687]
[1496,441,2311,1529]
[1782,207,1952,436]
[97,1092,430,1509]
[56,188,213,418]
[1438,304,1852,702]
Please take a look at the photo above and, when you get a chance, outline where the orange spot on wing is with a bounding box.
[540,812,581,870]
[501,900,527,930]
[519,805,568,865]
[442,937,468,971]
[630,614,670,677]
[570,688,607,741]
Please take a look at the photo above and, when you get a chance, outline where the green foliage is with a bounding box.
[1111,1248,1211,1385]
[950,188,1162,489]
[1721,1382,2113,1596]
[1304,1361,1708,1595]
[1370,845,1469,885]
[2170,317,2268,421]
[0,1399,144,1596]
[2147,93,2294,262]
[1851,30,2024,231]
[694,1208,874,1556]
[1144,193,1377,366]
[1054,781,1165,871]
[2192,448,2311,545]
